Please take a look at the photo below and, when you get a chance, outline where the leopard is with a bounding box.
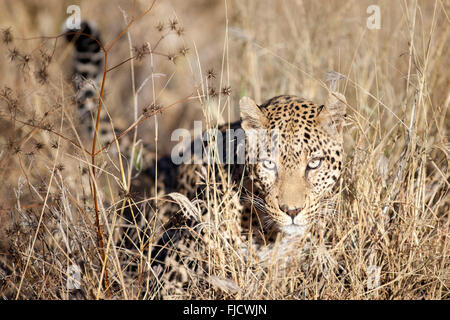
[149,92,347,298]
[63,20,347,299]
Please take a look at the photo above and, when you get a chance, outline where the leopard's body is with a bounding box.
[65,21,347,299]
[150,94,347,298]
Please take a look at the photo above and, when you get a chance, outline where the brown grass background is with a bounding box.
[0,0,448,299]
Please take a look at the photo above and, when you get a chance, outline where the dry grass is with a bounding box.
[0,0,448,299]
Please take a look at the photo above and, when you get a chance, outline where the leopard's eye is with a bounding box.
[307,158,322,170]
[261,159,277,171]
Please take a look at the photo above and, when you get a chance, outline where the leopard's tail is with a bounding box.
[64,21,104,119]
[64,21,121,156]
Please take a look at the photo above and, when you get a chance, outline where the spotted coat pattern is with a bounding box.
[150,92,347,298]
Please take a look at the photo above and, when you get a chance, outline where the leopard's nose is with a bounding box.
[279,204,303,219]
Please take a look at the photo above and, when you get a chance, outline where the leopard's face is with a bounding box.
[240,94,346,237]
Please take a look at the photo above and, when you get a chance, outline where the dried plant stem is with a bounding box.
[87,0,157,296]
[15,93,65,299]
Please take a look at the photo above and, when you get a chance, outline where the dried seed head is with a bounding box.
[0,86,12,98]
[133,43,151,61]
[221,86,232,96]
[208,87,218,98]
[8,48,19,62]
[42,122,54,131]
[206,69,216,80]
[7,98,20,113]
[167,53,177,64]
[143,103,161,116]
[169,18,178,31]
[2,27,13,44]
[156,22,164,32]
[1,88,21,113]
[176,27,184,37]
[34,142,44,150]
[179,46,189,56]
[39,49,52,65]
[18,54,31,70]
[35,66,49,85]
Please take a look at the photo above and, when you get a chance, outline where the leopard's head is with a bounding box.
[240,94,346,237]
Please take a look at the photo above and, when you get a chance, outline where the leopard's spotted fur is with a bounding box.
[149,93,347,298]
[64,21,347,299]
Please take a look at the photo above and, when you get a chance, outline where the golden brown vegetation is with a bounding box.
[0,0,448,299]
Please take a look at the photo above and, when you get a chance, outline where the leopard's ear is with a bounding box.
[317,91,347,137]
[240,96,267,131]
